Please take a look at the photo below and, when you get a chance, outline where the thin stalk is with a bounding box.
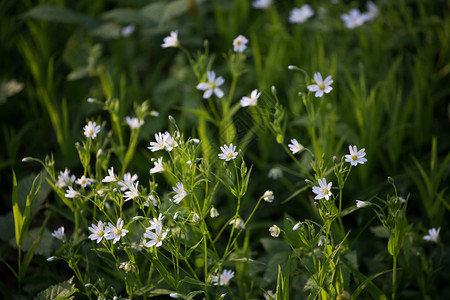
[392,255,397,300]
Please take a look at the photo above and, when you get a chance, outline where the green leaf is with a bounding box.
[23,6,95,25]
[12,170,23,247]
[34,277,78,300]
[101,8,147,23]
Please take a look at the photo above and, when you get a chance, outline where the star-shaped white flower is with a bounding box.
[212,269,235,286]
[423,227,440,243]
[88,221,106,243]
[288,5,314,24]
[125,116,144,129]
[118,172,138,191]
[56,169,76,188]
[218,143,238,161]
[341,8,366,29]
[102,167,117,183]
[269,225,280,237]
[263,190,274,202]
[344,145,367,166]
[196,71,225,99]
[105,218,129,244]
[312,178,333,201]
[144,223,167,248]
[163,132,178,151]
[124,182,139,202]
[148,132,168,152]
[172,182,187,204]
[233,35,248,53]
[161,30,179,48]
[147,213,164,232]
[150,157,164,174]
[65,186,79,198]
[76,175,93,188]
[51,227,65,241]
[307,72,333,98]
[83,121,101,139]
[240,89,261,107]
[288,138,303,154]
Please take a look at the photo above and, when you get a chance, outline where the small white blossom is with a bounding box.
[341,8,366,29]
[210,207,220,218]
[76,175,93,188]
[423,227,440,243]
[229,217,245,229]
[312,178,333,201]
[124,182,139,202]
[240,89,261,107]
[318,236,327,247]
[192,213,201,223]
[263,190,274,202]
[119,261,135,273]
[51,227,65,241]
[47,256,57,262]
[148,132,168,152]
[264,290,276,300]
[56,169,76,188]
[233,35,248,53]
[164,132,178,151]
[169,293,181,298]
[161,30,179,48]
[268,167,283,179]
[399,196,406,204]
[118,172,138,191]
[196,71,225,99]
[148,213,164,232]
[105,218,129,244]
[269,225,280,237]
[345,145,367,166]
[144,224,167,248]
[174,212,179,220]
[88,221,106,243]
[83,121,101,139]
[363,1,378,22]
[121,24,135,37]
[212,269,235,286]
[252,0,272,9]
[150,157,164,174]
[292,222,301,231]
[288,5,314,24]
[125,116,144,129]
[65,186,79,198]
[356,200,368,208]
[288,138,303,154]
[102,167,117,183]
[307,72,333,98]
[218,143,238,161]
[172,182,187,204]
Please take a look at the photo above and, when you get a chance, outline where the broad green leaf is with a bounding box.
[34,277,78,300]
[101,8,146,23]
[24,6,95,25]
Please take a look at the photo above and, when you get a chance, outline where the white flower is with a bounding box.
[144,194,158,207]
[65,186,79,198]
[105,218,129,244]
[263,190,274,202]
[118,172,138,191]
[121,24,135,37]
[172,182,187,204]
[344,145,367,166]
[148,132,168,152]
[240,89,261,107]
[102,167,117,183]
[161,30,179,48]
[192,213,201,223]
[83,121,101,139]
[196,71,225,99]
[269,225,280,237]
[76,175,93,187]
[318,236,327,247]
[312,178,333,200]
[125,116,144,129]
[264,290,276,300]
[144,224,167,247]
[210,207,220,218]
[252,0,272,9]
[341,8,366,29]
[233,35,248,52]
[119,261,135,273]
[292,222,301,231]
[229,217,245,229]
[268,167,283,179]
[56,169,76,188]
[47,256,57,262]
[169,293,181,298]
[307,72,333,98]
[212,269,235,286]
[423,227,440,243]
[164,132,178,151]
[356,200,368,208]
[191,138,200,144]
[150,157,164,174]
[124,182,139,202]
[51,227,65,241]
[288,5,314,24]
[399,196,406,204]
[173,212,179,220]
[362,1,378,22]
[218,143,238,161]
[288,138,303,154]
[88,221,106,243]
[148,213,164,232]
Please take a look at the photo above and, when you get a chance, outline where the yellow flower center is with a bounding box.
[351,155,358,161]
[89,129,94,136]
[319,83,325,90]
[226,152,233,159]
[97,229,104,237]
[321,188,329,195]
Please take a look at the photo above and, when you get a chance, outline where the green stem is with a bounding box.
[392,255,397,300]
